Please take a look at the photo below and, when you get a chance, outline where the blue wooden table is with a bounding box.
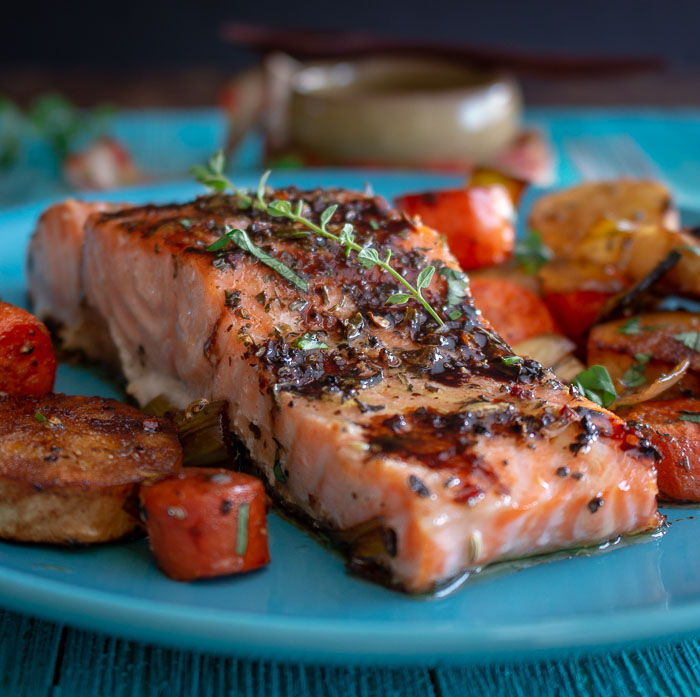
[2,107,700,697]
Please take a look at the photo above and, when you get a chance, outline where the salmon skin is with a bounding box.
[27,187,662,593]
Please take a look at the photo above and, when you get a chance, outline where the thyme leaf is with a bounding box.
[208,228,308,292]
[193,154,445,326]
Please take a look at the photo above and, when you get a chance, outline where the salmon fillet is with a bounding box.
[27,187,662,592]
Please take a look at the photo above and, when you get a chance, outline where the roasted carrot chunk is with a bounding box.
[469,277,558,345]
[543,290,614,344]
[620,399,700,502]
[140,468,270,581]
[395,187,515,270]
[0,302,57,396]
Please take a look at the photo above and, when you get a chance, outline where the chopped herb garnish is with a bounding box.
[369,220,380,230]
[447,308,463,321]
[34,411,47,424]
[224,289,241,308]
[572,365,617,408]
[618,317,642,335]
[678,411,700,423]
[236,503,249,556]
[515,230,553,274]
[621,352,651,388]
[179,218,193,230]
[209,228,308,292]
[193,152,444,326]
[291,333,328,350]
[439,267,468,307]
[673,332,700,352]
[273,449,286,483]
[618,317,667,334]
[502,356,523,366]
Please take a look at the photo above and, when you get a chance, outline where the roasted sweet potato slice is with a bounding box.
[620,398,700,502]
[0,393,181,543]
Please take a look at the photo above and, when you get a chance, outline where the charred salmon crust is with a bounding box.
[0,393,181,544]
[30,188,661,592]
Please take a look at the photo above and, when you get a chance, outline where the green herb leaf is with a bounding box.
[621,352,651,388]
[291,333,329,350]
[502,356,523,366]
[673,332,700,352]
[416,265,435,291]
[267,200,293,217]
[386,293,411,305]
[34,411,48,424]
[447,308,463,321]
[572,365,617,408]
[515,230,553,274]
[369,220,380,230]
[320,205,338,231]
[357,247,381,269]
[618,317,642,335]
[209,228,308,292]
[257,170,271,207]
[236,503,249,556]
[439,267,468,308]
[209,149,225,176]
[678,411,700,423]
[273,449,286,482]
[207,234,232,252]
[179,218,193,230]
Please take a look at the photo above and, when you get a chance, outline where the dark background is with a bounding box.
[3,0,700,106]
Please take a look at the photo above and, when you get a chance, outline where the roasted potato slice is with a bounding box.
[529,180,679,258]
[0,393,181,544]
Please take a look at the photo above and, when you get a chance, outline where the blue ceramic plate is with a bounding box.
[0,171,699,666]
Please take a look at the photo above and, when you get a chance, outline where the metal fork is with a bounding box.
[564,134,661,180]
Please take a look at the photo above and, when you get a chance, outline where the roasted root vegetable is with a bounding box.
[140,468,270,581]
[529,180,679,259]
[543,289,616,344]
[619,398,700,502]
[587,313,700,394]
[469,277,558,345]
[0,393,181,544]
[395,186,515,269]
[0,302,57,396]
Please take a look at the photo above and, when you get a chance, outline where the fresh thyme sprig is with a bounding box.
[192,152,445,327]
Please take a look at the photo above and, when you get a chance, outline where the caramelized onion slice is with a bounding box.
[611,358,691,409]
[512,333,576,368]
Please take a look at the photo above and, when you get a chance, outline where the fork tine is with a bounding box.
[565,135,659,181]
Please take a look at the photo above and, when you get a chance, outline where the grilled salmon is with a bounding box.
[0,393,181,544]
[28,187,662,592]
